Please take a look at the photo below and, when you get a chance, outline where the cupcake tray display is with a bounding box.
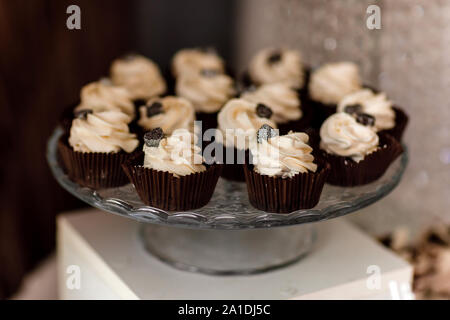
[48,125,408,229]
[48,126,407,274]
[49,48,409,274]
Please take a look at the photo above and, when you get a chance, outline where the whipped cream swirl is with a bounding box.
[309,62,362,105]
[250,131,317,178]
[143,129,206,177]
[172,48,225,77]
[138,96,195,135]
[337,89,396,131]
[320,112,379,162]
[69,111,139,153]
[176,71,235,113]
[241,83,302,124]
[217,98,277,149]
[74,80,135,118]
[248,48,305,88]
[110,54,166,100]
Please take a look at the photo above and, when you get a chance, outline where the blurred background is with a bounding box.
[0,0,449,299]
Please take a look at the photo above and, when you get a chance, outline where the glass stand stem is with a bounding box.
[139,223,316,275]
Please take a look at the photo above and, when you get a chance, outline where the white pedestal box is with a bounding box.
[57,209,413,300]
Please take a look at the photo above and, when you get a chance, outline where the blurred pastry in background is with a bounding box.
[110,54,167,106]
[247,47,306,89]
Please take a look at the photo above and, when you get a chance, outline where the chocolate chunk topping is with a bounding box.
[344,104,363,115]
[144,128,164,147]
[256,103,273,119]
[356,113,376,127]
[257,124,278,143]
[146,102,163,118]
[267,51,282,64]
[200,69,220,77]
[74,109,93,119]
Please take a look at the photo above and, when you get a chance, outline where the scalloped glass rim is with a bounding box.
[47,127,408,230]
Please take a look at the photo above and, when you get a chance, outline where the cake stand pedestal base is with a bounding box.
[57,209,413,299]
[140,224,315,275]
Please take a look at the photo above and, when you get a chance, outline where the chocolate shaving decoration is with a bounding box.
[256,103,273,119]
[257,124,277,143]
[267,51,282,64]
[74,109,93,119]
[146,102,163,118]
[356,113,376,126]
[200,69,220,77]
[344,103,363,115]
[144,127,164,147]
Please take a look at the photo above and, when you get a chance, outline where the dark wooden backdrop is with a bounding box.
[0,0,235,298]
[0,0,133,298]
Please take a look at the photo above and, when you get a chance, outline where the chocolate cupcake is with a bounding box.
[308,62,362,128]
[60,79,135,133]
[337,89,408,141]
[110,54,167,109]
[122,128,222,211]
[217,98,277,181]
[137,96,196,137]
[240,83,312,134]
[244,125,329,213]
[247,47,306,89]
[318,112,402,186]
[175,68,235,131]
[58,110,139,189]
[171,48,234,132]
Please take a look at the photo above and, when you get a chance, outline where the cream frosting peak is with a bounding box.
[250,131,317,178]
[110,54,166,100]
[217,98,277,149]
[74,80,135,118]
[320,112,379,162]
[241,83,302,124]
[172,48,225,77]
[309,62,362,105]
[143,129,206,177]
[248,48,305,88]
[337,89,396,131]
[69,111,138,153]
[138,96,195,135]
[175,72,235,113]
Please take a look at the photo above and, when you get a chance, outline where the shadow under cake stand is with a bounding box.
[47,127,408,275]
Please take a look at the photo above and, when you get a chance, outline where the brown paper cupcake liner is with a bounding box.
[122,152,223,211]
[380,106,408,142]
[305,97,337,129]
[218,144,251,182]
[317,133,403,187]
[243,160,330,213]
[57,135,137,189]
[196,111,219,133]
[221,164,245,182]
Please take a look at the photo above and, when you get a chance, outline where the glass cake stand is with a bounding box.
[47,127,408,275]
